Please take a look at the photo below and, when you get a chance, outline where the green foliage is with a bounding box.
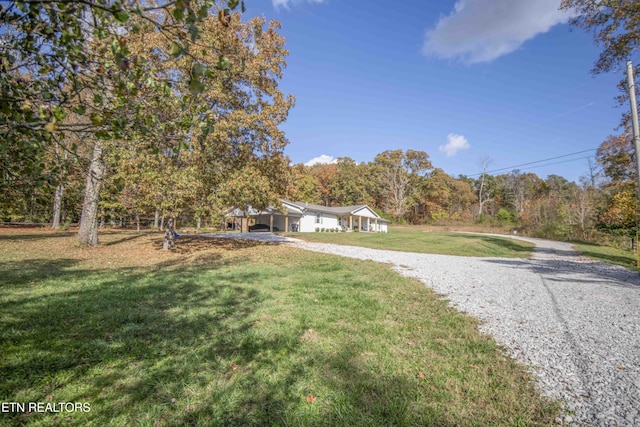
[495,208,514,224]
[2,0,264,238]
[0,231,559,426]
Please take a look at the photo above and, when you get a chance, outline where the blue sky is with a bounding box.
[248,0,628,182]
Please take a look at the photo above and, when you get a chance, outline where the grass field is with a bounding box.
[0,229,558,426]
[571,241,639,271]
[288,226,535,258]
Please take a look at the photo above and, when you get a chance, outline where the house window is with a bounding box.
[316,213,321,224]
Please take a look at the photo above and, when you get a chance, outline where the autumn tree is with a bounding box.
[94,9,295,249]
[417,168,475,223]
[310,163,338,206]
[331,157,377,207]
[374,149,432,223]
[561,0,639,126]
[561,0,639,75]
[1,0,256,245]
[290,164,321,203]
[594,134,638,234]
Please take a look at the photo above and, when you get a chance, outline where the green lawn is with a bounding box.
[0,230,558,426]
[572,241,639,271]
[288,227,534,258]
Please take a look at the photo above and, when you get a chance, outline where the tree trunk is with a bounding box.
[196,215,201,230]
[77,142,106,246]
[136,213,140,233]
[51,183,65,229]
[154,208,159,229]
[160,211,165,231]
[163,217,175,250]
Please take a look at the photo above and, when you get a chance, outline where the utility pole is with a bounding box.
[627,61,640,266]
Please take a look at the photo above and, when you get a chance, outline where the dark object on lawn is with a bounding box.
[249,224,279,232]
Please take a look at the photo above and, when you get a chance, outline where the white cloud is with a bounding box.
[439,133,470,157]
[273,0,325,8]
[305,154,337,166]
[423,0,574,64]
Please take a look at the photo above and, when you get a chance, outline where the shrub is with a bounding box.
[495,208,514,224]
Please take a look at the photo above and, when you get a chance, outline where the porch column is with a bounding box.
[269,214,274,232]
[349,215,353,230]
[367,217,370,232]
[375,218,378,232]
[285,215,289,232]
[358,215,362,231]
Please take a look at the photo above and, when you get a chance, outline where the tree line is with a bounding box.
[3,134,638,242]
[1,0,638,248]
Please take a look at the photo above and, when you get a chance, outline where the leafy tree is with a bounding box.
[373,149,432,223]
[561,0,640,125]
[561,0,639,75]
[1,0,259,245]
[596,134,636,183]
[310,163,338,206]
[331,157,376,207]
[418,168,475,223]
[499,170,543,216]
[290,163,321,203]
[594,133,638,234]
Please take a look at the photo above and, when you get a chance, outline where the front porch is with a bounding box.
[338,215,386,232]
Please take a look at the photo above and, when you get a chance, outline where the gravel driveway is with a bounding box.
[289,235,640,426]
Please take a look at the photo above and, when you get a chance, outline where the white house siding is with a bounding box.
[298,213,339,232]
[299,215,317,232]
[243,200,390,233]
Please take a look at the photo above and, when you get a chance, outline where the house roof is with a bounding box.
[282,200,390,222]
[225,200,391,223]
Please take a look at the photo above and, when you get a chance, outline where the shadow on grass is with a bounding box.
[578,249,637,269]
[0,233,72,241]
[570,241,638,271]
[0,240,556,426]
[483,253,640,288]
[447,234,533,256]
[102,233,147,246]
[2,252,423,426]
[0,256,271,425]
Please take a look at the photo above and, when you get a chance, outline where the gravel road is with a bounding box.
[288,235,640,426]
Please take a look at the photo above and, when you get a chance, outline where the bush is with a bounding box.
[495,208,514,224]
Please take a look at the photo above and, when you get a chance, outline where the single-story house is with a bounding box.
[227,200,390,233]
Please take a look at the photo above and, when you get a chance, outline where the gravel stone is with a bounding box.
[287,234,640,426]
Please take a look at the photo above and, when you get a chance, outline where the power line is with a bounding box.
[467,149,597,177]
[508,156,594,173]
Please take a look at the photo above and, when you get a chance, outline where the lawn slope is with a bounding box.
[290,227,534,258]
[0,230,557,426]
